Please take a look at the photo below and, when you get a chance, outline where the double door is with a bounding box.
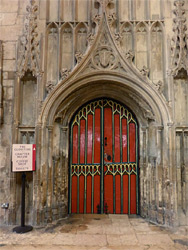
[69,99,138,214]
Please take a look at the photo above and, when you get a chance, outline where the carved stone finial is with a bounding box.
[75,51,84,64]
[140,66,149,77]
[17,0,41,78]
[171,0,188,78]
[60,68,70,80]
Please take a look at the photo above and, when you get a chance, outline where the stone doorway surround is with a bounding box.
[10,12,173,226]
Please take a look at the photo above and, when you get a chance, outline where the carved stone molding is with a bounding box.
[17,0,41,78]
[129,93,155,121]
[171,0,188,78]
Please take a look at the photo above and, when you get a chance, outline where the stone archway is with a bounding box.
[34,72,172,225]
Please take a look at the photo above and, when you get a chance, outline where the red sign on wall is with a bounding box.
[12,144,36,172]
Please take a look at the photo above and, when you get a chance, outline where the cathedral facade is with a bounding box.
[0,0,188,227]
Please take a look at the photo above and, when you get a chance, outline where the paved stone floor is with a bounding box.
[0,215,188,250]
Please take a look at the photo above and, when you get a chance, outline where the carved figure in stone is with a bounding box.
[75,51,84,64]
[61,68,70,80]
[140,66,149,77]
[171,0,188,77]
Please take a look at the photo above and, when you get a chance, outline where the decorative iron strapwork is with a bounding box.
[69,99,138,214]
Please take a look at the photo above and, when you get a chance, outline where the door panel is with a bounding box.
[69,99,138,214]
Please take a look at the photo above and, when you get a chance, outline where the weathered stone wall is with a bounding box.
[0,0,188,227]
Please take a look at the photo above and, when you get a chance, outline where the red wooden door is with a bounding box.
[69,99,138,214]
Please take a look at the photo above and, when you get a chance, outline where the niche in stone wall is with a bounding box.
[20,71,37,126]
[60,23,73,71]
[46,23,59,85]
[135,22,148,70]
[120,22,133,53]
[75,23,88,59]
[151,22,163,83]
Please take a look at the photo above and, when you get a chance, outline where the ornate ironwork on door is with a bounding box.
[69,99,139,214]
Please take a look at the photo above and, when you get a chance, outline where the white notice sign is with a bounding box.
[12,144,36,172]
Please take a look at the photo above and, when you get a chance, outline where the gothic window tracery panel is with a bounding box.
[46,23,59,85]
[135,22,148,70]
[75,23,88,55]
[120,22,133,53]
[151,22,163,82]
[60,23,73,71]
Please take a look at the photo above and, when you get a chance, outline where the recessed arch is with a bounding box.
[39,72,171,128]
